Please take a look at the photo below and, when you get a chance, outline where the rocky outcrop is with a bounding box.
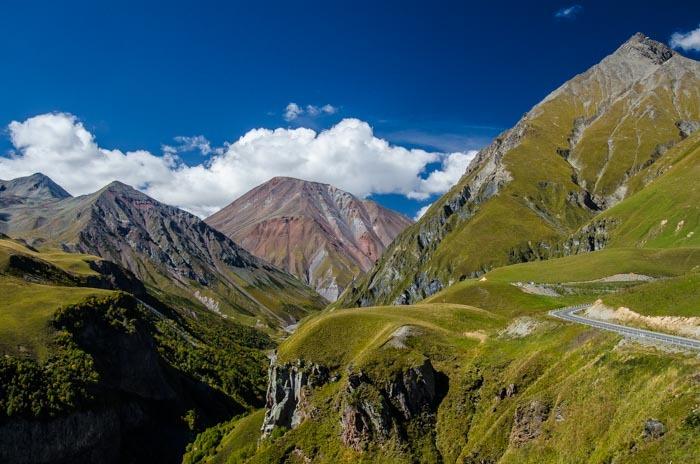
[559,217,619,255]
[206,177,412,301]
[643,419,666,440]
[509,400,551,446]
[340,359,441,450]
[261,358,330,437]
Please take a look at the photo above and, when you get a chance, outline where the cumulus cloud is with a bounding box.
[284,102,338,121]
[408,151,477,200]
[670,25,700,52]
[1,113,478,218]
[414,203,432,221]
[554,5,582,19]
[284,103,304,121]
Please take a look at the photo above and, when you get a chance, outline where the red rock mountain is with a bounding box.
[205,177,413,301]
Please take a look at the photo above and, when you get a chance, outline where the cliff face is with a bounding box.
[260,359,330,437]
[206,177,412,301]
[336,33,700,308]
[260,357,443,452]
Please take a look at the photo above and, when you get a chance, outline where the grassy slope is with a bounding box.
[602,272,700,317]
[0,277,113,360]
[593,133,700,249]
[201,301,700,464]
[0,238,275,415]
[0,237,101,276]
[423,247,700,317]
[0,239,116,359]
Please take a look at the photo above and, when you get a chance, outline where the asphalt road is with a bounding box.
[549,304,700,351]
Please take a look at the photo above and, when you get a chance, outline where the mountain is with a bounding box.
[0,236,274,463]
[0,178,326,328]
[336,33,700,308]
[0,172,71,207]
[205,177,412,301]
[192,86,700,463]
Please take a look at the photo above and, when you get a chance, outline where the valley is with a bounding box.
[1,30,699,464]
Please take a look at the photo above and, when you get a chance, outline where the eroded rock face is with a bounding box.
[509,400,551,446]
[205,177,412,301]
[560,217,619,255]
[261,358,329,437]
[340,359,440,451]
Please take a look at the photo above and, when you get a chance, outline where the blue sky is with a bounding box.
[1,0,699,218]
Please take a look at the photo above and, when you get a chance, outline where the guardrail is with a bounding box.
[548,303,700,351]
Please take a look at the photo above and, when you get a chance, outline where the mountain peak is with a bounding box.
[0,172,71,202]
[615,32,674,64]
[268,176,332,189]
[206,178,412,301]
[100,180,141,195]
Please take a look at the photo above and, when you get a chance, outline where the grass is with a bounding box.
[207,300,700,463]
[423,247,700,317]
[0,277,114,360]
[214,411,265,464]
[592,135,700,249]
[602,272,700,317]
[0,238,101,276]
[277,303,503,367]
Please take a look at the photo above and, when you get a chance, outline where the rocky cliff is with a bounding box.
[260,357,443,452]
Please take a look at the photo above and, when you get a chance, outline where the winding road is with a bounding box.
[549,304,700,351]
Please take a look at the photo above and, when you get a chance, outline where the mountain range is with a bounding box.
[0,173,326,328]
[205,176,412,301]
[2,32,700,464]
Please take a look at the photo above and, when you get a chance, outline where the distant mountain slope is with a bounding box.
[336,33,700,308]
[0,172,70,207]
[206,177,412,301]
[0,178,326,328]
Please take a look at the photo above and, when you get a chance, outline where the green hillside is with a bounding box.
[336,34,700,309]
[190,301,700,464]
[0,238,281,462]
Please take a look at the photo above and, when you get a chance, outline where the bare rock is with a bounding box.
[510,400,551,446]
[643,419,666,440]
[261,358,329,437]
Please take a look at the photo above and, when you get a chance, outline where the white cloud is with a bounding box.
[284,103,304,121]
[414,203,432,221]
[554,5,582,19]
[1,113,478,218]
[408,150,477,200]
[163,135,215,156]
[670,25,700,52]
[284,102,338,121]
